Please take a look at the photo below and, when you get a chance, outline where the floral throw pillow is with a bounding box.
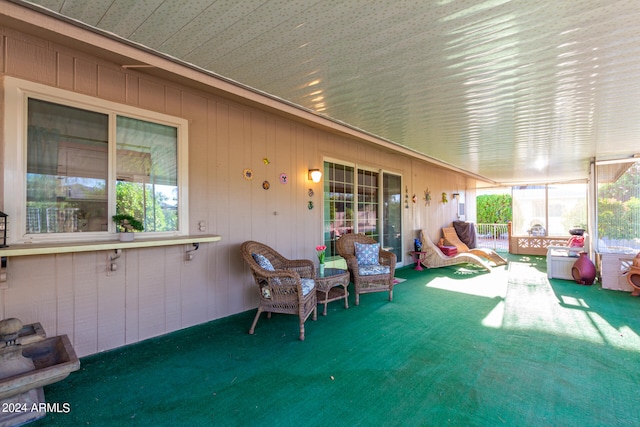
[354,242,380,266]
[252,253,275,271]
[252,253,281,286]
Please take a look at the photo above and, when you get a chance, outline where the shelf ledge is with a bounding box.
[0,235,222,257]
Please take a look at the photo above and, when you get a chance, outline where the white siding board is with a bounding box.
[54,254,75,339]
[97,65,126,102]
[180,245,209,328]
[5,35,56,86]
[213,101,232,319]
[165,86,182,117]
[138,78,165,113]
[249,112,269,258]
[228,107,251,315]
[125,74,140,106]
[97,259,126,352]
[135,247,167,341]
[56,52,75,90]
[4,256,56,329]
[124,247,140,345]
[272,119,291,256]
[164,246,183,332]
[72,252,100,357]
[0,32,4,75]
[74,57,97,96]
[205,99,219,319]
[183,92,208,233]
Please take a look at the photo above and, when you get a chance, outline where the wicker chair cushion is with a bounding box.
[300,278,316,296]
[261,278,314,297]
[252,253,282,285]
[358,265,391,276]
[252,253,314,295]
[354,242,380,266]
[252,253,275,270]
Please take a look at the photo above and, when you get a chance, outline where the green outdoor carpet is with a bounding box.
[34,254,640,426]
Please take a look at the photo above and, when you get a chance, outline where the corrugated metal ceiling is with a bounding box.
[15,0,640,185]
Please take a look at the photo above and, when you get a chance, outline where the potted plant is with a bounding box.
[112,214,144,241]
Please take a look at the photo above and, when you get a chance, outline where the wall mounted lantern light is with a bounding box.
[308,169,322,183]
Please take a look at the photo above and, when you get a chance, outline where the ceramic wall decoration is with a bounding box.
[243,168,253,180]
[279,173,288,184]
[424,188,431,205]
[262,181,270,190]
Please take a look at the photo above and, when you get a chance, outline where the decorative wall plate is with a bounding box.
[262,180,270,190]
[243,168,253,180]
[279,173,288,184]
[308,188,314,197]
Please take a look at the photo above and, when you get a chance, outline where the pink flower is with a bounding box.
[316,245,326,264]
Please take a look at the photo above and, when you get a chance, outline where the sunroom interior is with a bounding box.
[1,0,640,425]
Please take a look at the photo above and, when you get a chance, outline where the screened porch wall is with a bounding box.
[0,22,473,356]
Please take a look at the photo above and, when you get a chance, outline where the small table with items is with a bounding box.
[315,267,350,316]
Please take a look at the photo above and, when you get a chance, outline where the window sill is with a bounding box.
[0,234,222,257]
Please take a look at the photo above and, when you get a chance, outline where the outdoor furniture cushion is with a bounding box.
[568,235,585,247]
[355,242,381,265]
[439,245,458,256]
[252,253,281,285]
[300,278,316,296]
[453,220,477,248]
[359,265,391,276]
[252,253,275,271]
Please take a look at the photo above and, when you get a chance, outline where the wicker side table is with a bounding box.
[315,268,350,316]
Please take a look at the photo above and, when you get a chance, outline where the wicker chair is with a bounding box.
[240,241,317,340]
[419,231,491,272]
[336,233,396,305]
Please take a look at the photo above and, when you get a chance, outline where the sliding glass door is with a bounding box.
[383,172,402,263]
[323,161,403,264]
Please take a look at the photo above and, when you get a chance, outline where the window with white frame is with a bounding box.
[511,184,586,237]
[4,77,189,243]
[596,160,640,253]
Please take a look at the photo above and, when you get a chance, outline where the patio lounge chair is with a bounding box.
[336,233,396,305]
[442,226,508,266]
[241,241,317,340]
[419,230,491,272]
